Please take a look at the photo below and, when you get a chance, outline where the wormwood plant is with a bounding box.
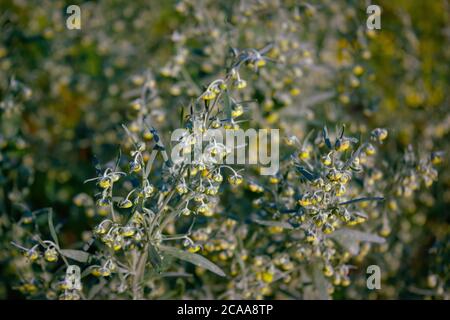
[175,125,442,299]
[8,48,441,299]
[1,0,447,300]
[9,47,277,300]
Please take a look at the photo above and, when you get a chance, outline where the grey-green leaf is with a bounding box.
[47,209,59,248]
[339,196,384,206]
[334,229,385,243]
[329,228,385,255]
[223,90,232,120]
[253,219,293,230]
[159,245,226,277]
[313,263,330,300]
[323,126,332,149]
[148,244,163,269]
[60,249,91,263]
[296,166,317,181]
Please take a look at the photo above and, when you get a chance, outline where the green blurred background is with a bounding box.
[0,0,448,299]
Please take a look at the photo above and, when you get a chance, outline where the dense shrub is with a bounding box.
[0,0,448,299]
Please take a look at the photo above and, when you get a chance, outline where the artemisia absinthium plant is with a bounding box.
[182,125,387,299]
[161,0,315,126]
[10,47,273,300]
[2,0,447,300]
[182,126,441,299]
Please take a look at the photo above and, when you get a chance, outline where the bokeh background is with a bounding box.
[0,0,448,299]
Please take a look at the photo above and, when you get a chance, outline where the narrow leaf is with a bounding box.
[296,166,317,181]
[339,197,384,206]
[159,245,226,277]
[179,106,185,127]
[332,228,385,243]
[223,90,232,120]
[148,244,162,269]
[338,125,345,139]
[121,124,138,146]
[330,228,385,255]
[313,263,330,300]
[253,219,293,230]
[158,272,193,278]
[47,209,59,248]
[302,129,315,148]
[60,249,90,263]
[323,126,332,149]
[343,142,368,169]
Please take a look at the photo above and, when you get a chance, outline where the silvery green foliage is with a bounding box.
[1,0,447,300]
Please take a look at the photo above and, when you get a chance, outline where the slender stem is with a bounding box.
[132,244,148,300]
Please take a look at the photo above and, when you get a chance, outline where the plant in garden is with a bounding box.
[8,47,279,299]
[1,0,448,300]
